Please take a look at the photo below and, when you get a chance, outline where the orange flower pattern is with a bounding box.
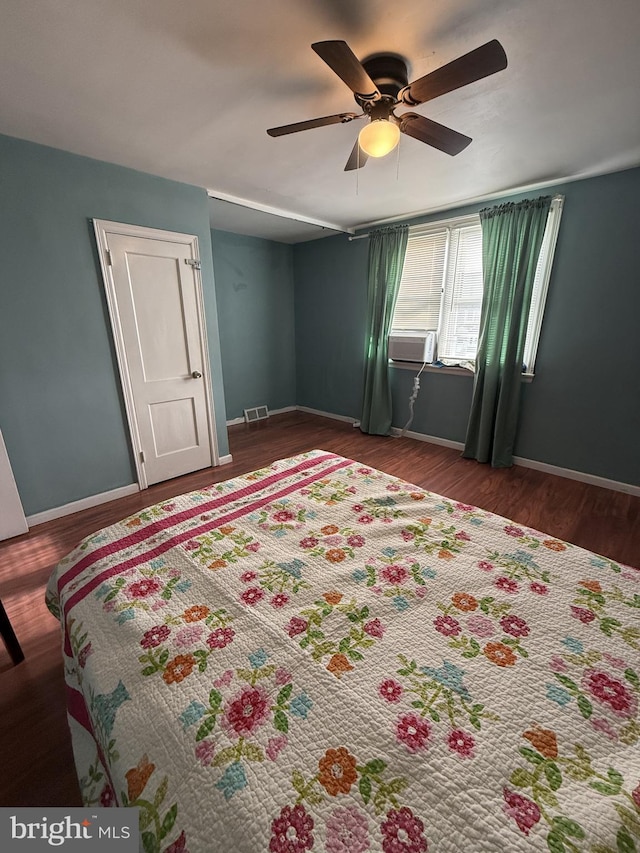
[326,653,354,678]
[318,747,358,796]
[522,726,558,759]
[125,753,155,801]
[183,605,210,622]
[451,592,478,612]
[483,642,517,667]
[162,653,196,684]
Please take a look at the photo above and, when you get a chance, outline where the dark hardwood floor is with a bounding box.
[1,410,638,807]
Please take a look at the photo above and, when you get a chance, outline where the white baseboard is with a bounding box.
[27,483,140,528]
[27,454,236,528]
[297,406,358,425]
[226,406,297,426]
[390,426,639,496]
[512,455,640,497]
[390,426,465,451]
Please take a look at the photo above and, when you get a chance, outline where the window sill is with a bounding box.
[389,361,534,382]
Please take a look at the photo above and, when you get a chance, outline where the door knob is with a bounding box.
[191,370,202,379]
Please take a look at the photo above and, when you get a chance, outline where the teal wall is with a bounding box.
[293,167,640,487]
[211,230,296,420]
[293,235,370,417]
[0,133,228,517]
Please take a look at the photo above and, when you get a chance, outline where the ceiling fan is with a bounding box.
[267,39,507,170]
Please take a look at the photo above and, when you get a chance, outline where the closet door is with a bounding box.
[94,220,218,489]
[0,430,28,540]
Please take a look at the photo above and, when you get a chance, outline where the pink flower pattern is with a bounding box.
[325,806,370,853]
[126,578,161,598]
[500,615,530,638]
[495,577,519,594]
[503,788,541,835]
[285,617,308,637]
[363,618,385,638]
[447,729,475,758]
[140,625,171,648]
[466,615,495,638]
[241,587,265,606]
[382,565,409,585]
[433,615,462,637]
[379,680,403,702]
[206,627,235,650]
[270,805,314,853]
[582,669,638,718]
[223,686,270,738]
[381,807,428,853]
[395,713,431,753]
[174,625,203,647]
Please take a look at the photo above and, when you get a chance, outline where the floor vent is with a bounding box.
[244,406,269,424]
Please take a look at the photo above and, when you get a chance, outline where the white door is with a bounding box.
[0,429,28,539]
[94,221,217,488]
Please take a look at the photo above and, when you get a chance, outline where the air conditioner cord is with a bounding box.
[396,362,427,438]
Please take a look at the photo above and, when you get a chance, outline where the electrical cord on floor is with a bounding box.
[396,362,427,438]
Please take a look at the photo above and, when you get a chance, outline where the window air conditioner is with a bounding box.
[388,331,437,363]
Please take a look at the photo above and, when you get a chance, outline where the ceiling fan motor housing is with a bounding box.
[356,53,410,105]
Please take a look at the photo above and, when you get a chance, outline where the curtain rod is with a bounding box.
[348,193,564,241]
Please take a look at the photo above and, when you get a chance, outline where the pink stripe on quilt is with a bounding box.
[58,452,340,596]
[66,683,94,734]
[62,457,352,653]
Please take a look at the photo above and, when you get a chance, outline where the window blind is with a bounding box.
[439,224,483,359]
[392,229,447,331]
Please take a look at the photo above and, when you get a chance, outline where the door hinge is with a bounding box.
[185,258,202,270]
[139,450,145,463]
[105,249,113,266]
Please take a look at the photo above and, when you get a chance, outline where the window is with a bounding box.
[391,196,564,373]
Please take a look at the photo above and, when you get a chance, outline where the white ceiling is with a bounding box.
[2,0,639,243]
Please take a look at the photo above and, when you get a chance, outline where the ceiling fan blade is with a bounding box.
[344,139,369,171]
[267,112,362,137]
[312,40,381,102]
[400,39,507,106]
[399,113,472,155]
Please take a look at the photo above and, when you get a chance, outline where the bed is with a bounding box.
[46,449,640,852]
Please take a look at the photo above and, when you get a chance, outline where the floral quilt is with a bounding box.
[46,450,640,853]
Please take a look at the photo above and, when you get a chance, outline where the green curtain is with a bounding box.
[360,225,409,435]
[463,196,551,466]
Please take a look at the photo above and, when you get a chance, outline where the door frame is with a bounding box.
[93,219,219,490]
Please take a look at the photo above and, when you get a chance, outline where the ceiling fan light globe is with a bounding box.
[358,120,400,157]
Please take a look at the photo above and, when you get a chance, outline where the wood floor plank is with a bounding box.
[1,410,638,807]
